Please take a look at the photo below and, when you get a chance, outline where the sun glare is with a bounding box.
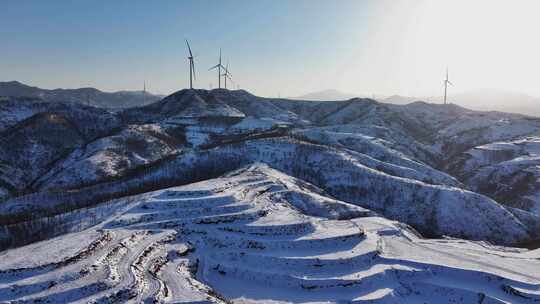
[359,0,540,96]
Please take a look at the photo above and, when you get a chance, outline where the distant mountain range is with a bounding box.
[0,81,163,108]
[291,89,360,101]
[294,88,540,117]
[3,81,539,117]
[380,89,540,117]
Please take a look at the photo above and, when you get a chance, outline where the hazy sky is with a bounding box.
[1,0,540,97]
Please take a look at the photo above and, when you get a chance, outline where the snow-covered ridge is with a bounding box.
[0,165,538,303]
[2,136,535,246]
[2,90,540,247]
[2,84,540,302]
[450,136,540,214]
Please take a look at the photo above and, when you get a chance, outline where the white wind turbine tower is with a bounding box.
[209,48,227,89]
[143,80,146,104]
[185,40,196,89]
[443,67,453,105]
[222,60,233,89]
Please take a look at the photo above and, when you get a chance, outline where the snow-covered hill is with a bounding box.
[1,88,540,302]
[0,165,538,303]
[2,128,536,245]
[0,98,122,197]
[449,136,540,215]
[2,90,540,241]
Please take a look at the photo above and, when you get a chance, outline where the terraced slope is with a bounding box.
[0,165,538,303]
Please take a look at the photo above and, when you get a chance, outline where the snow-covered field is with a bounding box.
[0,165,538,303]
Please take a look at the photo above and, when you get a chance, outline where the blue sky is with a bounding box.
[0,0,370,96]
[2,0,540,97]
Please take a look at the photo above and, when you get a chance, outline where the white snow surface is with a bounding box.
[230,117,288,132]
[0,164,538,303]
[456,136,540,214]
[35,125,176,190]
[292,128,460,186]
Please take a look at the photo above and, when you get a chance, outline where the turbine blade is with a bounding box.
[192,61,196,81]
[185,39,193,57]
[448,81,454,86]
[225,62,231,76]
[219,64,230,75]
[208,64,220,71]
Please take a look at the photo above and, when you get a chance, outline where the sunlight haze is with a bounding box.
[1,0,539,98]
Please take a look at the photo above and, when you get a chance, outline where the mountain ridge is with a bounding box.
[380,88,540,117]
[0,80,163,108]
[1,88,540,302]
[291,89,360,101]
[1,88,540,247]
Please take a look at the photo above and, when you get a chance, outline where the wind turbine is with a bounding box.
[209,48,226,89]
[222,60,232,89]
[143,80,146,104]
[185,40,196,89]
[443,67,453,105]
